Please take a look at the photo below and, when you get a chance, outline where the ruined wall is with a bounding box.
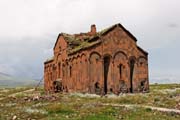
[44,26,149,94]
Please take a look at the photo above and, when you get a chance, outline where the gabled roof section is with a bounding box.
[137,46,148,55]
[53,33,62,50]
[44,56,54,64]
[53,23,147,55]
[96,23,137,42]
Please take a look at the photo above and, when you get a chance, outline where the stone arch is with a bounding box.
[103,51,112,58]
[80,54,88,91]
[65,59,69,64]
[113,51,128,93]
[76,55,82,90]
[70,57,77,90]
[68,57,72,62]
[89,52,102,93]
[137,56,148,92]
[129,56,136,63]
[56,53,61,62]
[76,54,81,58]
[103,53,112,59]
[138,56,147,60]
[138,56,147,67]
[113,51,128,60]
[71,56,77,62]
[81,54,87,72]
[89,51,101,63]
[80,52,86,57]
[63,61,69,87]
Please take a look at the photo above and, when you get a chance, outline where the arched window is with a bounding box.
[118,64,123,79]
[69,66,72,77]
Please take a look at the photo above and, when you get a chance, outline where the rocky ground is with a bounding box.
[0,84,180,120]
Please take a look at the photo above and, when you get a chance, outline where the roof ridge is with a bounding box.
[54,23,140,55]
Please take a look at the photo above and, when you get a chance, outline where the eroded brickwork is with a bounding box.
[44,23,149,94]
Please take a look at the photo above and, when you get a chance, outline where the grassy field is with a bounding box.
[0,84,179,120]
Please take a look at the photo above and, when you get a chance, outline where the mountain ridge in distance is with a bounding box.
[0,72,39,87]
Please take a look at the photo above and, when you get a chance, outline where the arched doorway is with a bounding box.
[130,58,135,93]
[103,56,110,94]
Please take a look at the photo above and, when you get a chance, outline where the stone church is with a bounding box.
[44,23,149,94]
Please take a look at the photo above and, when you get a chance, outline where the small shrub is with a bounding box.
[145,108,152,112]
[154,97,160,102]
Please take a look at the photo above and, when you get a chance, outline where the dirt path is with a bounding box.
[0,88,35,100]
[102,103,180,115]
[9,88,35,97]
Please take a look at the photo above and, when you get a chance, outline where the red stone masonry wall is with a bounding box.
[44,24,149,94]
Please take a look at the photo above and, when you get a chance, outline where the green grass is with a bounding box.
[0,84,179,120]
[150,84,180,90]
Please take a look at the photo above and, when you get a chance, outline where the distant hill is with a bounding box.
[0,72,39,88]
[150,77,180,84]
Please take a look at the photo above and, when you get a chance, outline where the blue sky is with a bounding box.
[0,0,179,83]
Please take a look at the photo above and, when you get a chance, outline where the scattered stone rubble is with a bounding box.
[23,94,58,102]
[176,103,180,110]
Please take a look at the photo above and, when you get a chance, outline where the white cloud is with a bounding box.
[0,0,179,79]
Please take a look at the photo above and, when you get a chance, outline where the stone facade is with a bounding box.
[44,23,149,94]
